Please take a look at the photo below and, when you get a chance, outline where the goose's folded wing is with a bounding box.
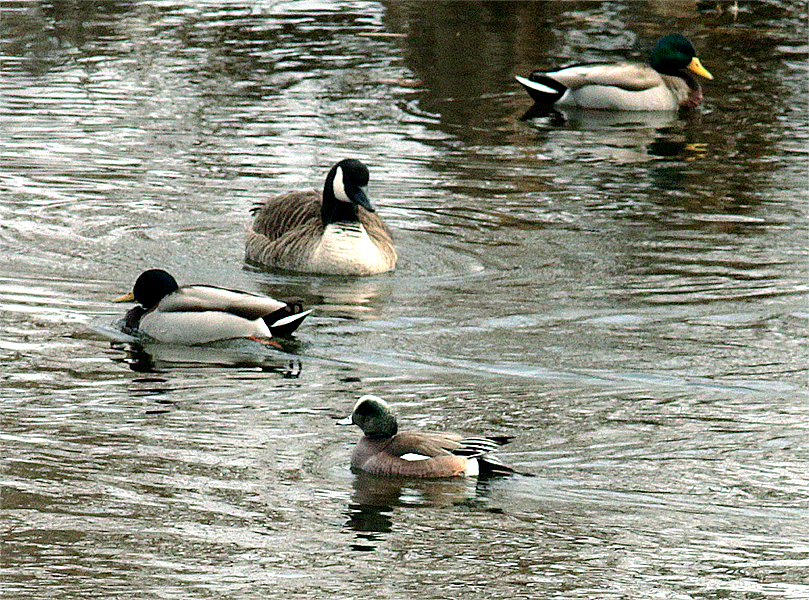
[250,190,322,242]
[359,209,396,245]
[546,62,661,92]
[159,286,287,319]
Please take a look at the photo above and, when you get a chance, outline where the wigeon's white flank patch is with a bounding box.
[464,457,479,477]
[400,453,430,462]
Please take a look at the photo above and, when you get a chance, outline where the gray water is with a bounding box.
[2,1,808,599]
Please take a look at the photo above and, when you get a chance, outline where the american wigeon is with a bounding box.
[245,159,397,275]
[516,33,713,111]
[114,269,310,344]
[337,395,514,478]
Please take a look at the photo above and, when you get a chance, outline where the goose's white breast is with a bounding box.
[310,223,390,275]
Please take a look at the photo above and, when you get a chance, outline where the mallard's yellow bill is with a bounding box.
[687,57,713,80]
[113,291,135,303]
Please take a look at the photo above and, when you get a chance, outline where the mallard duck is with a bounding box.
[516,33,714,111]
[113,269,311,344]
[337,395,515,478]
[245,159,397,275]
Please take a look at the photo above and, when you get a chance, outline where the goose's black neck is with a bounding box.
[320,188,360,226]
[321,180,360,226]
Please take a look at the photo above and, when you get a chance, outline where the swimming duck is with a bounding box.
[113,269,311,344]
[337,395,514,478]
[516,33,714,111]
[245,159,397,276]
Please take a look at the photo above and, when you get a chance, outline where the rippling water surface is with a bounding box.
[2,1,807,599]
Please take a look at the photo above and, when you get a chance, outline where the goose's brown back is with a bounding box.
[250,190,322,242]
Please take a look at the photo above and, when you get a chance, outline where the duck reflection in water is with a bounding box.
[344,470,505,551]
[111,339,304,377]
[519,103,702,166]
[520,103,682,130]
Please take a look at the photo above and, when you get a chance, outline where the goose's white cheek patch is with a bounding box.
[332,166,351,202]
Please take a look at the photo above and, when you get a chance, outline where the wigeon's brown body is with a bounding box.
[338,395,514,479]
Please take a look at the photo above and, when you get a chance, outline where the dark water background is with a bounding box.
[1,1,807,598]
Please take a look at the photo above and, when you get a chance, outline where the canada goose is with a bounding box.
[337,395,515,478]
[245,159,397,275]
[113,269,311,345]
[516,34,714,111]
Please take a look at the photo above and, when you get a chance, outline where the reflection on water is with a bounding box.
[345,471,513,551]
[349,469,484,508]
[343,472,474,552]
[521,104,694,164]
[1,1,807,599]
[521,104,681,131]
[345,502,393,551]
[253,271,398,319]
[111,340,305,376]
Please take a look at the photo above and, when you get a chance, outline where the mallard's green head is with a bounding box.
[114,269,179,309]
[650,34,713,80]
[338,395,398,439]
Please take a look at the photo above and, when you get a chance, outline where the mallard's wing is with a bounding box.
[158,285,287,320]
[541,62,661,92]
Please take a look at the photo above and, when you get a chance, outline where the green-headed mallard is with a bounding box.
[114,269,310,344]
[516,33,713,111]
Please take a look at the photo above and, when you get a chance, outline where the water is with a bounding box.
[2,1,807,598]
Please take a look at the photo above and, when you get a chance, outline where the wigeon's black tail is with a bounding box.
[454,436,518,477]
[478,455,517,477]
